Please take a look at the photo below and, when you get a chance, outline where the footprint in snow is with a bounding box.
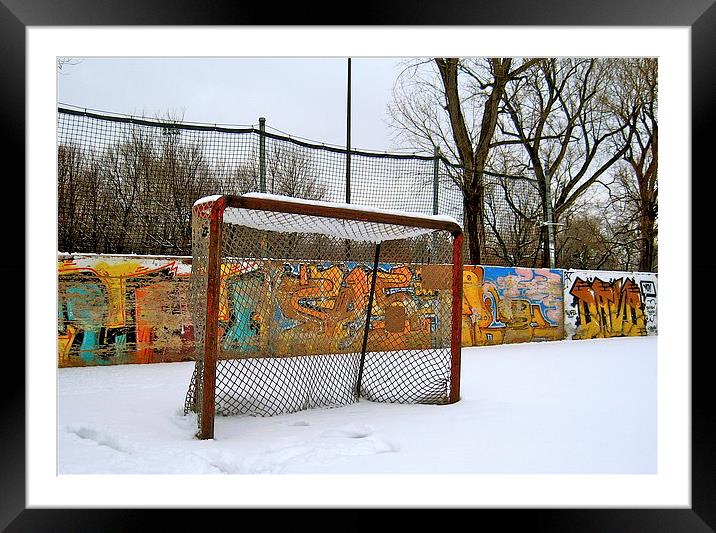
[319,424,374,439]
[287,420,310,427]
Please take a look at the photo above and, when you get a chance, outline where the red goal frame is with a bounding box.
[192,194,463,440]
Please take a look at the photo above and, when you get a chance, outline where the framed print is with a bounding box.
[7,0,713,530]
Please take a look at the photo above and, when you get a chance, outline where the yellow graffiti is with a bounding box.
[60,260,151,326]
[569,277,646,339]
[218,261,260,322]
[58,256,572,367]
[461,266,563,346]
[58,257,192,366]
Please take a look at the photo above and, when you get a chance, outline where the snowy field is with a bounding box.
[58,336,656,475]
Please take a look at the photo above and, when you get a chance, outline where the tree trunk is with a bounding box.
[533,170,551,268]
[463,189,484,265]
[638,204,657,272]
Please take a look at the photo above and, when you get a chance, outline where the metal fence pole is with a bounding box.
[431,147,440,263]
[259,117,266,193]
[544,168,556,269]
[345,58,352,204]
[433,146,440,215]
[433,147,440,216]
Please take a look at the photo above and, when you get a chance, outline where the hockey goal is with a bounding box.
[184,193,463,439]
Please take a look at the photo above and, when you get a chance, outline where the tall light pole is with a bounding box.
[544,168,555,268]
[345,57,352,204]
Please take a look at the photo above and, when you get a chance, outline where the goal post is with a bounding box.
[184,193,463,440]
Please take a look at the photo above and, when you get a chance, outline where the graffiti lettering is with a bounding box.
[58,257,194,366]
[565,271,658,340]
[57,256,658,367]
[461,266,564,346]
[217,261,444,358]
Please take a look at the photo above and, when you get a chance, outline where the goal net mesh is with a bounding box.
[184,196,459,432]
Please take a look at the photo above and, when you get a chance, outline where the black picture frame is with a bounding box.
[5,1,712,530]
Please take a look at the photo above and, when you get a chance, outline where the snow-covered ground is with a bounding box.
[58,336,656,475]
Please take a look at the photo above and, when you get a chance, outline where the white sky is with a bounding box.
[57,56,411,152]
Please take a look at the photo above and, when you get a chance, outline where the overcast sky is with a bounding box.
[57,57,415,153]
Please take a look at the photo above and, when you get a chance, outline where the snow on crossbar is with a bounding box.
[194,193,461,242]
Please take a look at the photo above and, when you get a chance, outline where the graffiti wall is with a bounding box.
[58,255,194,367]
[58,255,454,367]
[462,266,564,346]
[563,270,658,340]
[216,261,452,358]
[58,255,658,367]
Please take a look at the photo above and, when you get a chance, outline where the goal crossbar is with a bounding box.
[194,193,463,240]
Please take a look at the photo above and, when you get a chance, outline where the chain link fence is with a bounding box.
[58,106,543,265]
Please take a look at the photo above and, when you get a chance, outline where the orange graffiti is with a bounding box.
[569,277,646,339]
[58,256,193,366]
[461,266,563,346]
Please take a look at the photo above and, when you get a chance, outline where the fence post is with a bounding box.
[433,147,440,215]
[431,147,440,263]
[259,117,266,193]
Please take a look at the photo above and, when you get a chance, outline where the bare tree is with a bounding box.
[482,154,543,266]
[101,125,158,253]
[492,187,542,266]
[388,58,543,264]
[500,58,636,267]
[57,57,81,72]
[603,58,658,272]
[152,112,220,254]
[57,144,83,252]
[266,142,326,200]
[58,143,111,253]
[59,109,336,256]
[557,213,622,270]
